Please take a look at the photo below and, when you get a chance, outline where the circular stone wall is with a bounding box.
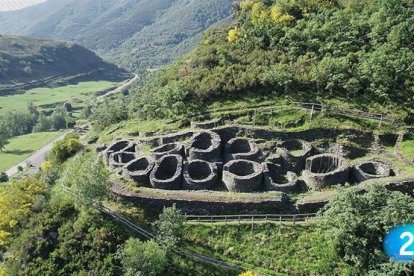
[225,138,259,161]
[352,161,391,183]
[262,162,298,192]
[278,139,317,173]
[123,157,154,186]
[222,159,263,192]
[104,140,134,165]
[303,154,349,190]
[108,151,137,170]
[150,154,183,190]
[150,143,183,160]
[183,160,218,190]
[186,130,221,162]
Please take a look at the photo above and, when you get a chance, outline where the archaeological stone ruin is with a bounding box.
[104,125,396,193]
[101,124,405,214]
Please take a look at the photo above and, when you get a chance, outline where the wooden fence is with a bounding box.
[185,213,316,224]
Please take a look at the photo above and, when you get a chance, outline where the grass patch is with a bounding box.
[401,133,414,162]
[185,223,351,275]
[0,81,117,116]
[97,118,183,143]
[0,131,61,171]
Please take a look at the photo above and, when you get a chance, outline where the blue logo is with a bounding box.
[384,224,414,262]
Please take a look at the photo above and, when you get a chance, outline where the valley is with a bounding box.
[0,0,413,275]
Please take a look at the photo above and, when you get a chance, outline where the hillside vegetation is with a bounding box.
[0,35,129,92]
[0,0,234,72]
[128,0,414,123]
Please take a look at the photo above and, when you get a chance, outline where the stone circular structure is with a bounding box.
[222,159,263,192]
[150,142,183,160]
[150,154,183,190]
[303,154,349,190]
[352,161,391,183]
[262,162,298,192]
[225,138,259,161]
[108,151,137,170]
[278,139,318,173]
[185,130,221,162]
[183,160,218,190]
[122,157,154,186]
[104,140,135,165]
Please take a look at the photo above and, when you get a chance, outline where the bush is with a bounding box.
[155,204,185,252]
[119,239,167,276]
[49,133,83,163]
[62,152,109,207]
[0,172,8,183]
[318,185,414,274]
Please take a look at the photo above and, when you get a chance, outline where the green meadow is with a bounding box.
[0,81,116,116]
[0,131,61,172]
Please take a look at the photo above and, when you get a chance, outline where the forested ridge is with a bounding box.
[130,0,414,122]
[0,34,129,88]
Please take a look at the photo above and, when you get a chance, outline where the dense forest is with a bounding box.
[129,0,414,122]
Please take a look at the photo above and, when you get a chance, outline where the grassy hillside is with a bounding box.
[128,0,414,124]
[0,34,130,93]
[0,0,234,72]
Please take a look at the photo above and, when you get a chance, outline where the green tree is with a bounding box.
[0,172,8,183]
[0,127,10,152]
[50,107,68,130]
[34,114,51,132]
[318,185,414,274]
[91,97,128,130]
[63,152,109,207]
[119,239,167,276]
[155,204,185,252]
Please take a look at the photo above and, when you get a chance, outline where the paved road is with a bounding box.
[5,74,138,178]
[97,73,138,100]
[6,133,66,177]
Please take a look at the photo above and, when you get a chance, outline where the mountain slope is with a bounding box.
[0,0,234,72]
[128,0,414,122]
[0,34,130,93]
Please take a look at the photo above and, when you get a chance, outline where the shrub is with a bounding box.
[318,185,414,274]
[49,133,83,163]
[0,172,8,183]
[155,204,185,252]
[119,239,167,276]
[62,152,109,207]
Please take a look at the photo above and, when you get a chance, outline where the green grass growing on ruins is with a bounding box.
[0,131,61,172]
[0,81,117,116]
[401,132,414,163]
[185,223,353,275]
[96,118,184,143]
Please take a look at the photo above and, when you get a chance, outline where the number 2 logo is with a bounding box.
[384,224,414,262]
[400,231,414,256]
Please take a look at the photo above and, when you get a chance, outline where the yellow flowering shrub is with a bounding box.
[0,178,48,248]
[239,271,258,276]
[228,28,240,42]
[270,6,295,25]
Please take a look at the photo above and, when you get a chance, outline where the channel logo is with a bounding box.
[384,224,414,262]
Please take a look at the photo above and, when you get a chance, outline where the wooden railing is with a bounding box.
[185,213,316,224]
